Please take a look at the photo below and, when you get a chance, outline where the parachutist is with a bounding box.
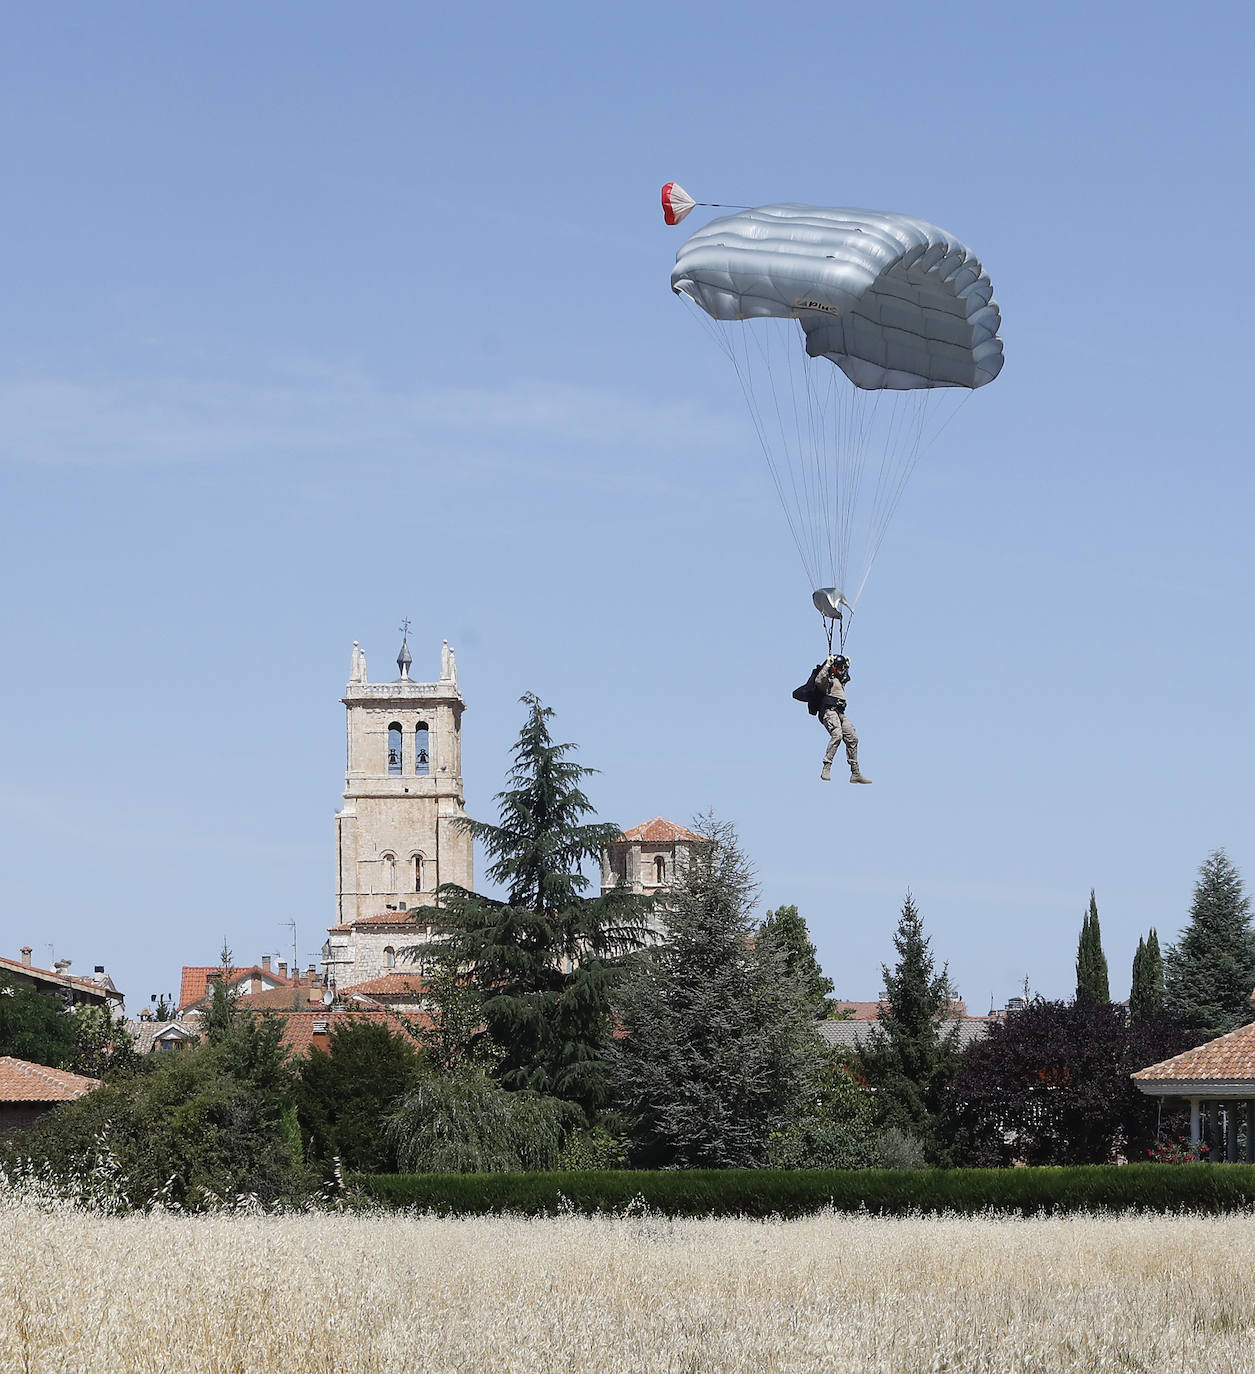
[793,655,871,785]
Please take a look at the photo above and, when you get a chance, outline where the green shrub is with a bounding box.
[383,1072,578,1173]
[350,1163,1255,1218]
[875,1127,927,1170]
[2,1014,315,1209]
[296,1019,425,1173]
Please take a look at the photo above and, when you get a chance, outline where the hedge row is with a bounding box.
[350,1163,1255,1217]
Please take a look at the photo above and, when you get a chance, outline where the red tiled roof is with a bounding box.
[0,1057,101,1103]
[341,972,429,998]
[277,1008,429,1058]
[618,818,706,844]
[1134,1021,1255,1084]
[834,1001,886,1021]
[234,985,329,1012]
[352,911,432,928]
[178,964,293,1013]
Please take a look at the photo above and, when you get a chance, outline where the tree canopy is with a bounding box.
[611,815,817,1168]
[758,905,836,1018]
[1164,849,1255,1040]
[419,693,650,1116]
[1075,890,1111,1005]
[854,892,960,1162]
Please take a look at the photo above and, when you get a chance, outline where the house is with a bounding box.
[125,1019,199,1054]
[177,955,298,1017]
[0,948,123,1012]
[0,1056,100,1134]
[1133,1013,1255,1162]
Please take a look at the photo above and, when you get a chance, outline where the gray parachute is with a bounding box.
[670,203,1004,635]
[671,204,1003,391]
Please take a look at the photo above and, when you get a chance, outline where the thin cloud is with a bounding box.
[0,374,736,468]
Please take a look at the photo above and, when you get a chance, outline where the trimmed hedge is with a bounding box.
[350,1163,1255,1217]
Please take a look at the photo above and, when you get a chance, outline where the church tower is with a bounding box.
[334,632,472,927]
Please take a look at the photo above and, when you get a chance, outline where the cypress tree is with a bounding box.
[1164,849,1255,1040]
[423,694,651,1116]
[1075,890,1111,1004]
[855,892,960,1161]
[1129,928,1165,1023]
[758,904,836,1017]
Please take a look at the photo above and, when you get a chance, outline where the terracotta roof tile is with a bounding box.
[0,1057,101,1102]
[234,985,328,1011]
[341,972,429,998]
[277,1008,429,1058]
[352,911,432,928]
[1134,1021,1255,1084]
[178,964,294,1013]
[618,818,706,844]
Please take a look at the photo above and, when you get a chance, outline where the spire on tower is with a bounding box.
[397,618,413,680]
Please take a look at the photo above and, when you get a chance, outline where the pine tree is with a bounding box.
[1164,849,1255,1040]
[855,892,960,1161]
[758,904,835,1017]
[202,943,241,1044]
[1129,929,1165,1023]
[1075,890,1111,1004]
[421,694,650,1117]
[611,815,817,1168]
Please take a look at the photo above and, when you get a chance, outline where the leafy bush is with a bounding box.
[874,1127,927,1170]
[767,1064,875,1170]
[2,1013,314,1209]
[296,1019,425,1173]
[557,1126,629,1170]
[383,1071,578,1173]
[351,1163,1255,1217]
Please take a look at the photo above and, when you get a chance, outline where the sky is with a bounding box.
[2,2,1253,1014]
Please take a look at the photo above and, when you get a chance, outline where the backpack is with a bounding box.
[792,669,826,716]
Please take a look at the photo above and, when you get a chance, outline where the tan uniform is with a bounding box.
[814,663,860,774]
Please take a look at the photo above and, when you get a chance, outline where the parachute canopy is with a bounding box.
[661,182,696,226]
[671,204,1002,391]
[669,203,1003,632]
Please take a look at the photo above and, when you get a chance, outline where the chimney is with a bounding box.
[306,963,316,980]
[278,960,287,978]
[262,954,271,972]
[20,946,32,968]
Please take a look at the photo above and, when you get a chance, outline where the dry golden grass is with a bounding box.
[3,1197,1255,1372]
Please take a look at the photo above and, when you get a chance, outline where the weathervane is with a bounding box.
[398,616,412,640]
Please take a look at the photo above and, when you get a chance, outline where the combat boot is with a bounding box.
[820,762,832,781]
[849,771,873,784]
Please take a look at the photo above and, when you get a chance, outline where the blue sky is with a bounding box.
[2,2,1253,1012]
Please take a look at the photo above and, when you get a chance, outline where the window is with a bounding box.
[382,853,397,891]
[413,853,425,891]
[415,722,430,775]
[384,946,396,969]
[387,723,403,775]
[654,855,666,884]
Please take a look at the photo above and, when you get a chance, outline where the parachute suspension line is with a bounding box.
[746,318,820,588]
[685,304,817,587]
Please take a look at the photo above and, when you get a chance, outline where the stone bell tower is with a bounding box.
[334,631,472,925]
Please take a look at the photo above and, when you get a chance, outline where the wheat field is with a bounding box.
[3,1196,1254,1373]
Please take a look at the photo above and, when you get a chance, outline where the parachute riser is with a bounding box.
[813,586,851,655]
[822,612,850,656]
